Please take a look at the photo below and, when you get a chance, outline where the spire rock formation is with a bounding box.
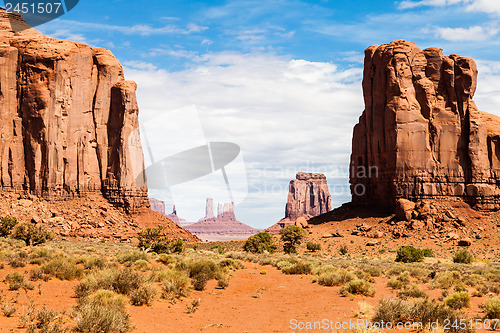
[350,40,500,210]
[183,198,260,241]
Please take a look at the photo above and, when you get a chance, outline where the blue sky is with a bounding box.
[6,0,500,228]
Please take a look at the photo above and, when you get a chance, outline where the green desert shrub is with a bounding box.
[453,249,474,264]
[395,246,424,263]
[11,223,53,246]
[136,226,184,254]
[243,232,276,254]
[0,217,18,237]
[340,280,376,297]
[444,291,471,309]
[306,242,321,252]
[74,290,132,333]
[280,225,307,254]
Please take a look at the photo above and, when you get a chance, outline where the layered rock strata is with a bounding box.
[350,40,500,210]
[0,9,147,212]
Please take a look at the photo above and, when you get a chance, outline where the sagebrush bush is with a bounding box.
[40,257,84,280]
[443,291,470,309]
[129,284,158,306]
[314,268,355,287]
[281,262,312,275]
[157,254,176,265]
[373,297,474,333]
[397,284,428,300]
[117,251,149,265]
[481,297,500,319]
[340,280,376,297]
[74,268,143,298]
[75,290,132,333]
[453,249,474,264]
[161,270,191,300]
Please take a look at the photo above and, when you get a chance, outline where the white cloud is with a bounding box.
[398,0,500,16]
[47,20,208,36]
[475,60,500,114]
[398,0,466,9]
[434,25,498,41]
[44,29,87,43]
[466,0,500,16]
[123,52,363,228]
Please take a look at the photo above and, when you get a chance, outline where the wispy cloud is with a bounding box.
[398,0,500,16]
[430,24,499,41]
[49,20,208,36]
[397,0,466,9]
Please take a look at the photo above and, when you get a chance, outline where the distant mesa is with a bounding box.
[183,198,261,241]
[350,40,500,211]
[266,172,331,234]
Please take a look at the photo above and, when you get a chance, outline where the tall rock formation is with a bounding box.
[267,172,331,233]
[286,172,332,220]
[0,9,147,212]
[350,40,500,210]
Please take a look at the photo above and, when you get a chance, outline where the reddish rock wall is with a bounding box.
[350,40,500,210]
[0,10,148,212]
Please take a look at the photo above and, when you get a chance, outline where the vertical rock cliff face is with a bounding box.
[0,10,148,212]
[285,172,332,221]
[350,40,500,210]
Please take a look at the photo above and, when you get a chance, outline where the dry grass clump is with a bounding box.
[281,261,312,275]
[74,268,144,303]
[341,280,376,297]
[35,257,84,281]
[480,297,500,319]
[372,297,474,333]
[443,291,471,309]
[313,267,355,287]
[387,271,411,290]
[161,270,192,301]
[397,284,428,300]
[74,290,133,333]
[4,271,34,291]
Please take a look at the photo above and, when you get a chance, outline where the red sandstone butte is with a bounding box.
[350,40,500,211]
[267,172,331,233]
[0,9,147,212]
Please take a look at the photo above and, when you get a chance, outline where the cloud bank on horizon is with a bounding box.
[23,0,500,228]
